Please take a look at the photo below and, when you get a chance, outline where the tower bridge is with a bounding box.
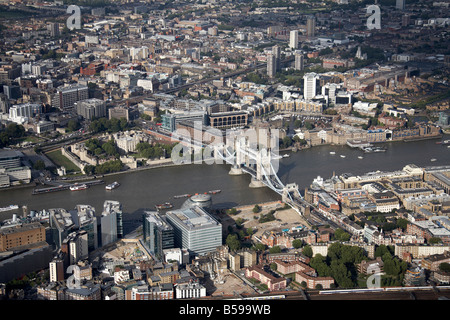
[211,134,314,216]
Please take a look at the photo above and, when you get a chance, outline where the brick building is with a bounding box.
[245,265,287,291]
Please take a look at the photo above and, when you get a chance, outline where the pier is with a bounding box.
[32,180,105,195]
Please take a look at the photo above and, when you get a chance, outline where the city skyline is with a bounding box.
[0,0,449,304]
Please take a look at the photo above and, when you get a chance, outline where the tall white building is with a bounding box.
[289,30,299,49]
[8,103,43,123]
[68,230,89,265]
[303,72,320,100]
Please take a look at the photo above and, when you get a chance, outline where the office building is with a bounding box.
[143,211,174,260]
[294,51,304,71]
[101,201,123,247]
[75,98,106,120]
[290,30,299,49]
[0,149,22,169]
[161,110,207,132]
[49,208,75,249]
[3,85,21,100]
[8,103,43,122]
[303,72,320,100]
[67,230,89,265]
[52,84,89,110]
[307,16,316,37]
[165,206,222,257]
[70,205,98,251]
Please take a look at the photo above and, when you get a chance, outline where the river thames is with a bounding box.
[0,135,448,229]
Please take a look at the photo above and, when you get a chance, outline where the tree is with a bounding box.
[67,119,80,132]
[302,245,313,258]
[226,234,241,251]
[252,204,261,213]
[334,228,351,242]
[428,237,443,244]
[253,243,266,252]
[270,263,277,271]
[439,262,450,273]
[292,239,302,249]
[33,160,45,171]
[269,246,281,254]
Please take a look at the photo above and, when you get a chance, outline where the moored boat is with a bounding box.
[70,184,88,191]
[0,205,19,212]
[155,202,173,210]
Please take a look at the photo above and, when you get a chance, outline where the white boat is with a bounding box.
[358,156,364,159]
[282,154,290,158]
[0,205,19,212]
[106,181,120,190]
[70,184,88,191]
[431,158,437,162]
[330,152,336,155]
[340,155,346,158]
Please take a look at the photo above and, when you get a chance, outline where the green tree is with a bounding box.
[439,262,450,273]
[302,245,313,258]
[396,218,408,231]
[292,239,302,249]
[252,204,261,213]
[33,160,46,171]
[226,234,241,251]
[269,246,281,254]
[334,228,351,242]
[253,243,266,252]
[428,237,442,244]
[67,119,80,132]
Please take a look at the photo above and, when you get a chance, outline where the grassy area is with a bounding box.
[45,149,80,173]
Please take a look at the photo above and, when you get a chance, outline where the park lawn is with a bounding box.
[46,149,80,173]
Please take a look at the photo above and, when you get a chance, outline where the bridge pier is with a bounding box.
[229,165,244,175]
[249,177,266,188]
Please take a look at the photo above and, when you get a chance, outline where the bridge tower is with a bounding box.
[229,136,244,175]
